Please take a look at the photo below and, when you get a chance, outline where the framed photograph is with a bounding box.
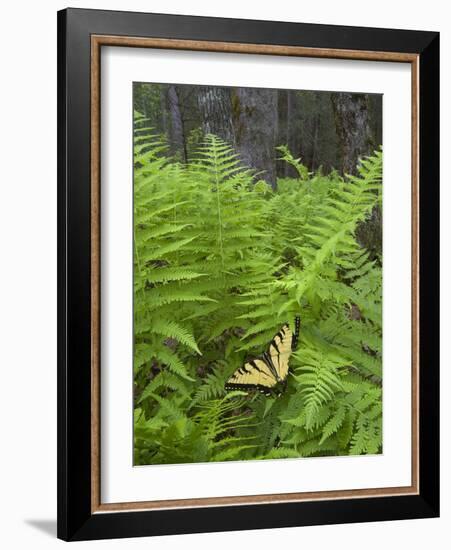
[57,8,439,541]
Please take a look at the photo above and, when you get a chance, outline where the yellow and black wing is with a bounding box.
[267,316,300,382]
[225,358,278,393]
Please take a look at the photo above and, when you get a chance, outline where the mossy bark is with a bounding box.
[167,85,187,162]
[331,93,382,257]
[331,92,375,176]
[197,87,236,145]
[232,88,278,189]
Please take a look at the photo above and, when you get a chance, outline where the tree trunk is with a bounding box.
[276,91,287,178]
[331,93,374,175]
[332,92,381,257]
[160,86,168,136]
[197,87,235,145]
[232,88,278,189]
[167,85,186,162]
[284,91,292,177]
[311,112,320,171]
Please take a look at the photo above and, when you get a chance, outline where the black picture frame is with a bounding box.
[57,7,439,541]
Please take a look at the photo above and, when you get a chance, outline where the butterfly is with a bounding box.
[225,316,300,396]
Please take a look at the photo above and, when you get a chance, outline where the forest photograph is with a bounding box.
[133,82,383,466]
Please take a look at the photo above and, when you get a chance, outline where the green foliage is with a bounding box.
[133,112,383,465]
[276,145,310,180]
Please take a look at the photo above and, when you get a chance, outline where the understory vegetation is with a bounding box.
[133,111,383,466]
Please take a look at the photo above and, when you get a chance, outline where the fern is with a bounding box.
[133,109,383,465]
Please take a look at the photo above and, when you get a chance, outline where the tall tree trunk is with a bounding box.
[311,113,320,171]
[160,86,168,136]
[284,90,296,178]
[276,90,288,178]
[284,90,300,177]
[232,88,278,189]
[197,87,235,145]
[276,90,300,178]
[167,85,186,162]
[331,93,374,175]
[332,92,381,257]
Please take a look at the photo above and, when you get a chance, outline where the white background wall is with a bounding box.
[0,0,448,547]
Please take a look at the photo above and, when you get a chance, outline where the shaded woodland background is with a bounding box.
[134,83,382,256]
[134,83,382,183]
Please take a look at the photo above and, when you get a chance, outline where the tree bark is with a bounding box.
[284,91,292,177]
[331,93,374,175]
[160,86,168,136]
[332,92,381,257]
[167,85,187,162]
[311,112,320,171]
[197,87,235,145]
[232,88,278,189]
